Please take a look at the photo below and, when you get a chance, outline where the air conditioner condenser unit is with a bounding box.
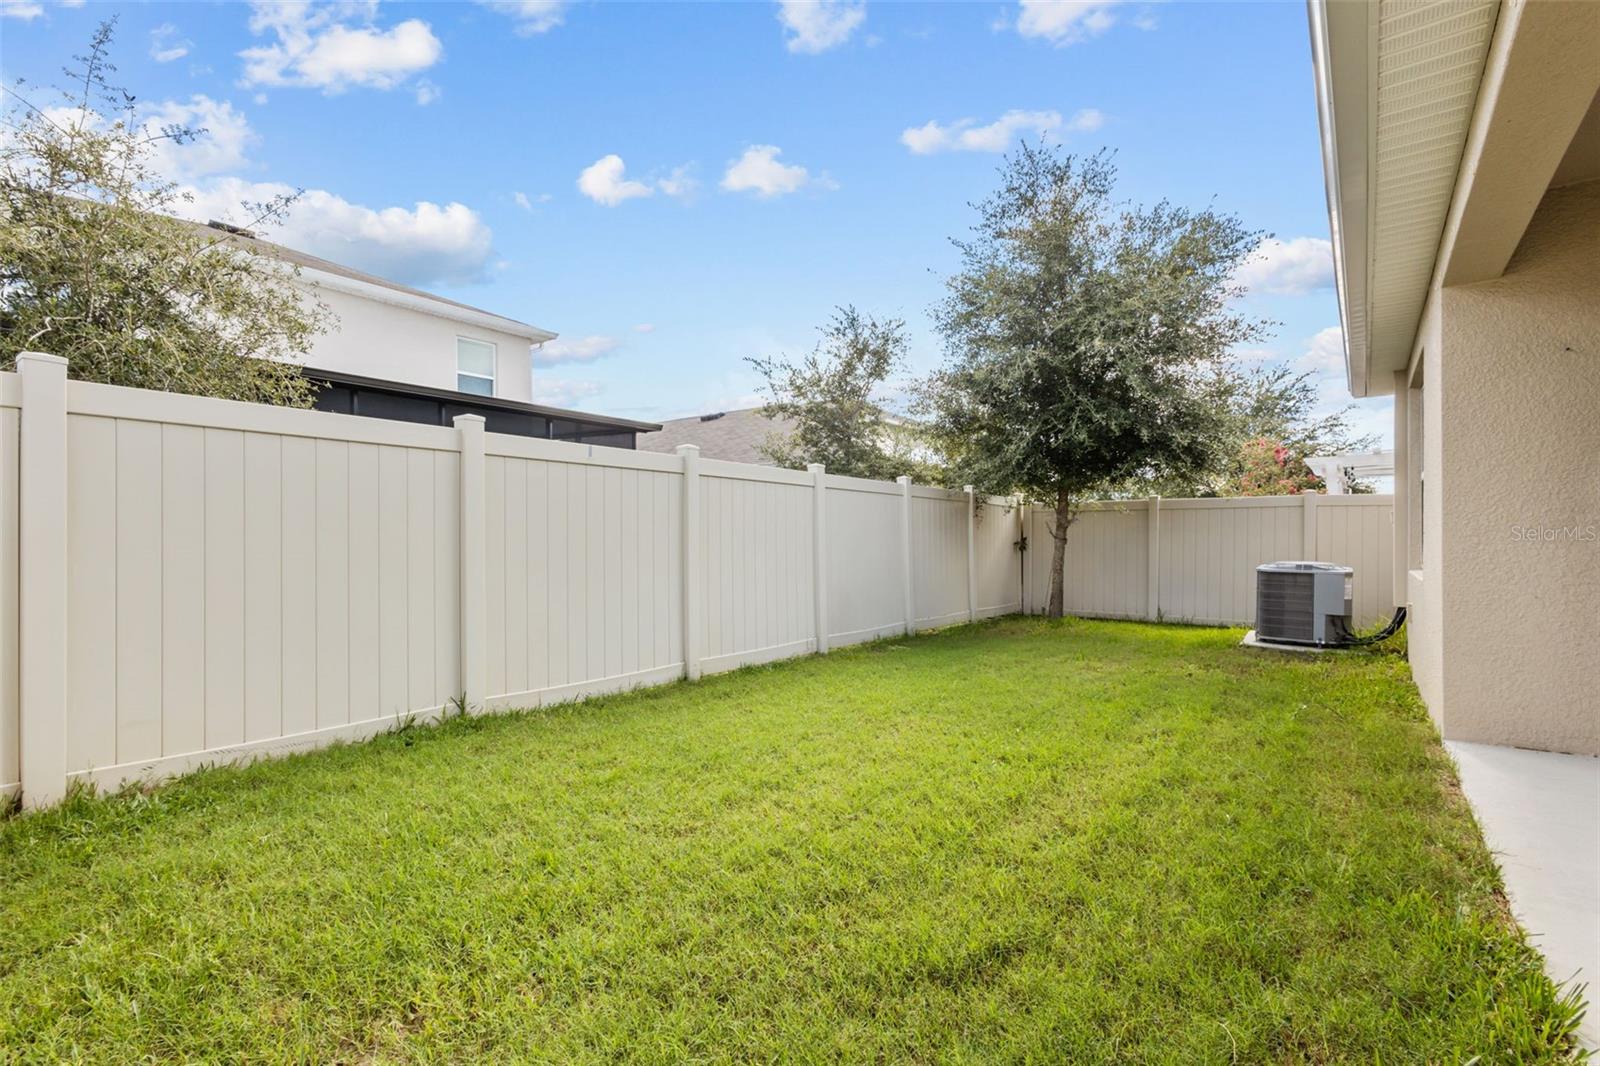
[1253,561,1353,647]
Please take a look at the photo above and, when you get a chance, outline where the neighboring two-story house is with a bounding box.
[203,222,658,447]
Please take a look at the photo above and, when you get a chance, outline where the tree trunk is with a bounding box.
[1047,485,1071,618]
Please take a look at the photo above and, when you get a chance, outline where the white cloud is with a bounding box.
[150,23,191,63]
[1297,326,1346,375]
[900,107,1103,154]
[632,323,656,333]
[577,154,654,206]
[240,2,442,93]
[414,79,440,105]
[720,145,832,198]
[533,377,603,407]
[477,0,567,36]
[0,0,44,20]
[143,95,258,180]
[777,0,866,54]
[1014,0,1126,45]
[181,178,496,287]
[657,164,699,200]
[1068,108,1105,133]
[1234,236,1335,296]
[576,156,696,205]
[27,96,255,183]
[512,191,552,210]
[534,335,620,365]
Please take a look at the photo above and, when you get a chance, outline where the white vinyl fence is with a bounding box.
[0,354,1396,809]
[0,355,1024,807]
[1022,495,1396,627]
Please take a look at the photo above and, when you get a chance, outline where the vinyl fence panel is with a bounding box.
[823,476,908,647]
[0,359,1395,809]
[695,461,816,674]
[1314,496,1396,627]
[974,496,1023,618]
[1067,502,1151,621]
[1024,493,1395,627]
[1156,499,1306,626]
[0,381,18,799]
[911,487,970,629]
[481,439,685,710]
[53,378,463,794]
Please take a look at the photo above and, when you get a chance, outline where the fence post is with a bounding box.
[1016,495,1029,615]
[965,486,977,623]
[1146,495,1161,621]
[1303,490,1319,559]
[898,475,915,634]
[809,463,829,654]
[17,352,69,809]
[454,414,487,713]
[678,445,702,680]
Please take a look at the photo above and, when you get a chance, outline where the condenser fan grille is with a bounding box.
[1257,570,1316,642]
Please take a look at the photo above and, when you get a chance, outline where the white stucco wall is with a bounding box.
[297,284,536,402]
[1425,179,1600,755]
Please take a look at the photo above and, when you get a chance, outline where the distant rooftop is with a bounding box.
[636,407,797,465]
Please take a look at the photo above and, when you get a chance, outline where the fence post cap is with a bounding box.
[963,484,975,494]
[806,462,825,474]
[452,413,486,429]
[895,475,912,486]
[16,351,67,369]
[675,443,700,456]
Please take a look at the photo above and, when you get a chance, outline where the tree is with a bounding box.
[1234,437,1325,495]
[1122,365,1379,497]
[0,21,330,405]
[747,305,940,481]
[921,146,1269,617]
[1214,365,1377,494]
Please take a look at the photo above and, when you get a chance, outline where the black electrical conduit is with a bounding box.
[1329,606,1408,647]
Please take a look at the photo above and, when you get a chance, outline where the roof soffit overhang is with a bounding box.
[1310,0,1500,398]
[1436,1,1600,287]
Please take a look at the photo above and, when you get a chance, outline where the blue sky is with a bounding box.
[1,0,1390,444]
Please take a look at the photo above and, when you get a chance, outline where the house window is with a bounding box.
[457,337,496,396]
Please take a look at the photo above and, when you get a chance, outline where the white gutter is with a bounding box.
[1306,0,1372,398]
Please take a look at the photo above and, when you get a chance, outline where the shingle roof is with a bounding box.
[635,408,797,465]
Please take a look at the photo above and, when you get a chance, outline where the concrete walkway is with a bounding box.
[1447,741,1600,1049]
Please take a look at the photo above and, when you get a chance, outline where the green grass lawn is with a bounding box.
[0,618,1586,1062]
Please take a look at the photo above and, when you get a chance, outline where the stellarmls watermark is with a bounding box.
[1509,524,1598,543]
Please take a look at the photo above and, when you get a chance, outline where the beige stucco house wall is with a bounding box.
[1409,181,1600,754]
[1312,0,1600,756]
[1437,181,1599,752]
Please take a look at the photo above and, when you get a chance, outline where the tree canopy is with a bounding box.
[920,145,1269,615]
[0,21,329,405]
[1119,365,1379,498]
[748,305,939,482]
